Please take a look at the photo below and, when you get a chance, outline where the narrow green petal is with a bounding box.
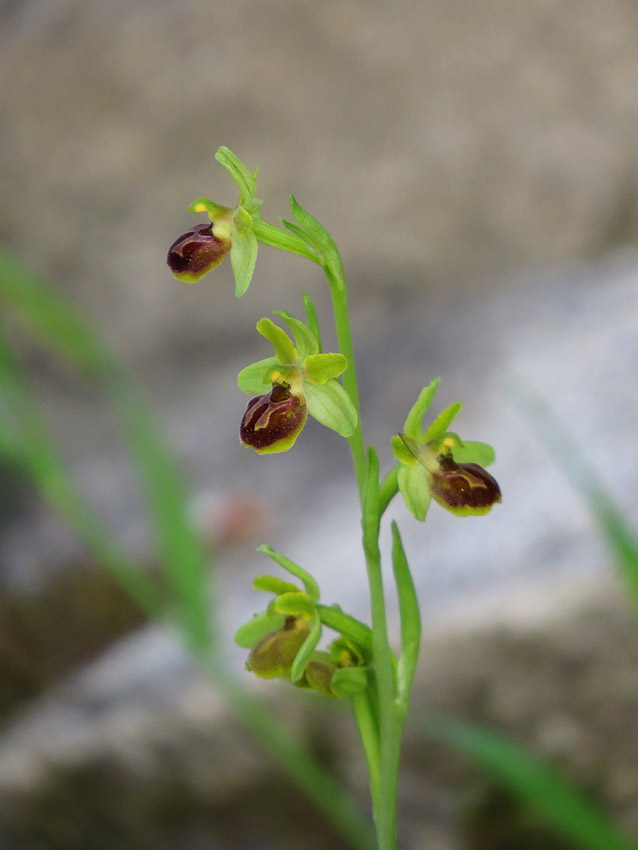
[237,356,279,394]
[252,575,300,595]
[398,463,432,521]
[303,291,322,352]
[257,545,320,603]
[304,379,357,437]
[274,591,316,617]
[256,318,296,364]
[230,229,258,298]
[291,612,322,683]
[451,440,496,466]
[234,611,286,649]
[423,400,462,442]
[303,352,347,384]
[403,378,441,435]
[273,309,319,360]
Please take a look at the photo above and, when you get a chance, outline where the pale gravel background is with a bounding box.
[1,4,638,843]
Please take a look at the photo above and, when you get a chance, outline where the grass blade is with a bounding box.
[421,712,638,850]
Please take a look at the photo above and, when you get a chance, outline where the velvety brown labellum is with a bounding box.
[166,222,230,282]
[240,384,307,453]
[429,456,501,512]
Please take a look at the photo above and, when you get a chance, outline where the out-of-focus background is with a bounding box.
[1,2,638,848]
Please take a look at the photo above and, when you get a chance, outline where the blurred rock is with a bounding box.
[1,0,637,362]
[0,573,636,849]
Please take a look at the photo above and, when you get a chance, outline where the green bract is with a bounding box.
[238,310,357,450]
[392,378,499,520]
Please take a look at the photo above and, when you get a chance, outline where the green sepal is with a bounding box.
[391,521,421,708]
[234,610,286,649]
[230,229,258,298]
[303,291,322,352]
[403,378,441,435]
[256,318,297,364]
[450,439,496,466]
[304,379,357,437]
[252,575,299,595]
[257,544,320,603]
[303,353,347,384]
[316,604,374,657]
[330,666,369,698]
[423,401,462,442]
[237,356,279,394]
[188,198,233,218]
[274,591,316,617]
[398,462,432,521]
[290,612,322,683]
[215,146,256,206]
[272,309,319,360]
[391,433,417,466]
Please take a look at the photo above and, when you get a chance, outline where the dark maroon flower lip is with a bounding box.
[429,457,501,513]
[240,383,307,454]
[167,222,230,282]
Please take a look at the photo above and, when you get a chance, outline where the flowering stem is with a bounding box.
[321,256,367,500]
[362,448,401,850]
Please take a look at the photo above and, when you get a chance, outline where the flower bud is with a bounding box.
[429,456,501,516]
[246,615,310,679]
[303,661,337,698]
[240,383,307,454]
[166,222,231,283]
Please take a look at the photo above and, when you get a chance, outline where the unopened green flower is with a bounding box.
[246,615,310,679]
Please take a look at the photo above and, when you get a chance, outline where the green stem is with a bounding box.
[322,259,367,500]
[253,219,320,264]
[363,450,401,850]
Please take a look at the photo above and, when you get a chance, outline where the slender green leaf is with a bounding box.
[421,712,638,850]
[391,521,421,711]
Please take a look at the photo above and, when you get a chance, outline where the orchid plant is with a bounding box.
[167,147,501,850]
